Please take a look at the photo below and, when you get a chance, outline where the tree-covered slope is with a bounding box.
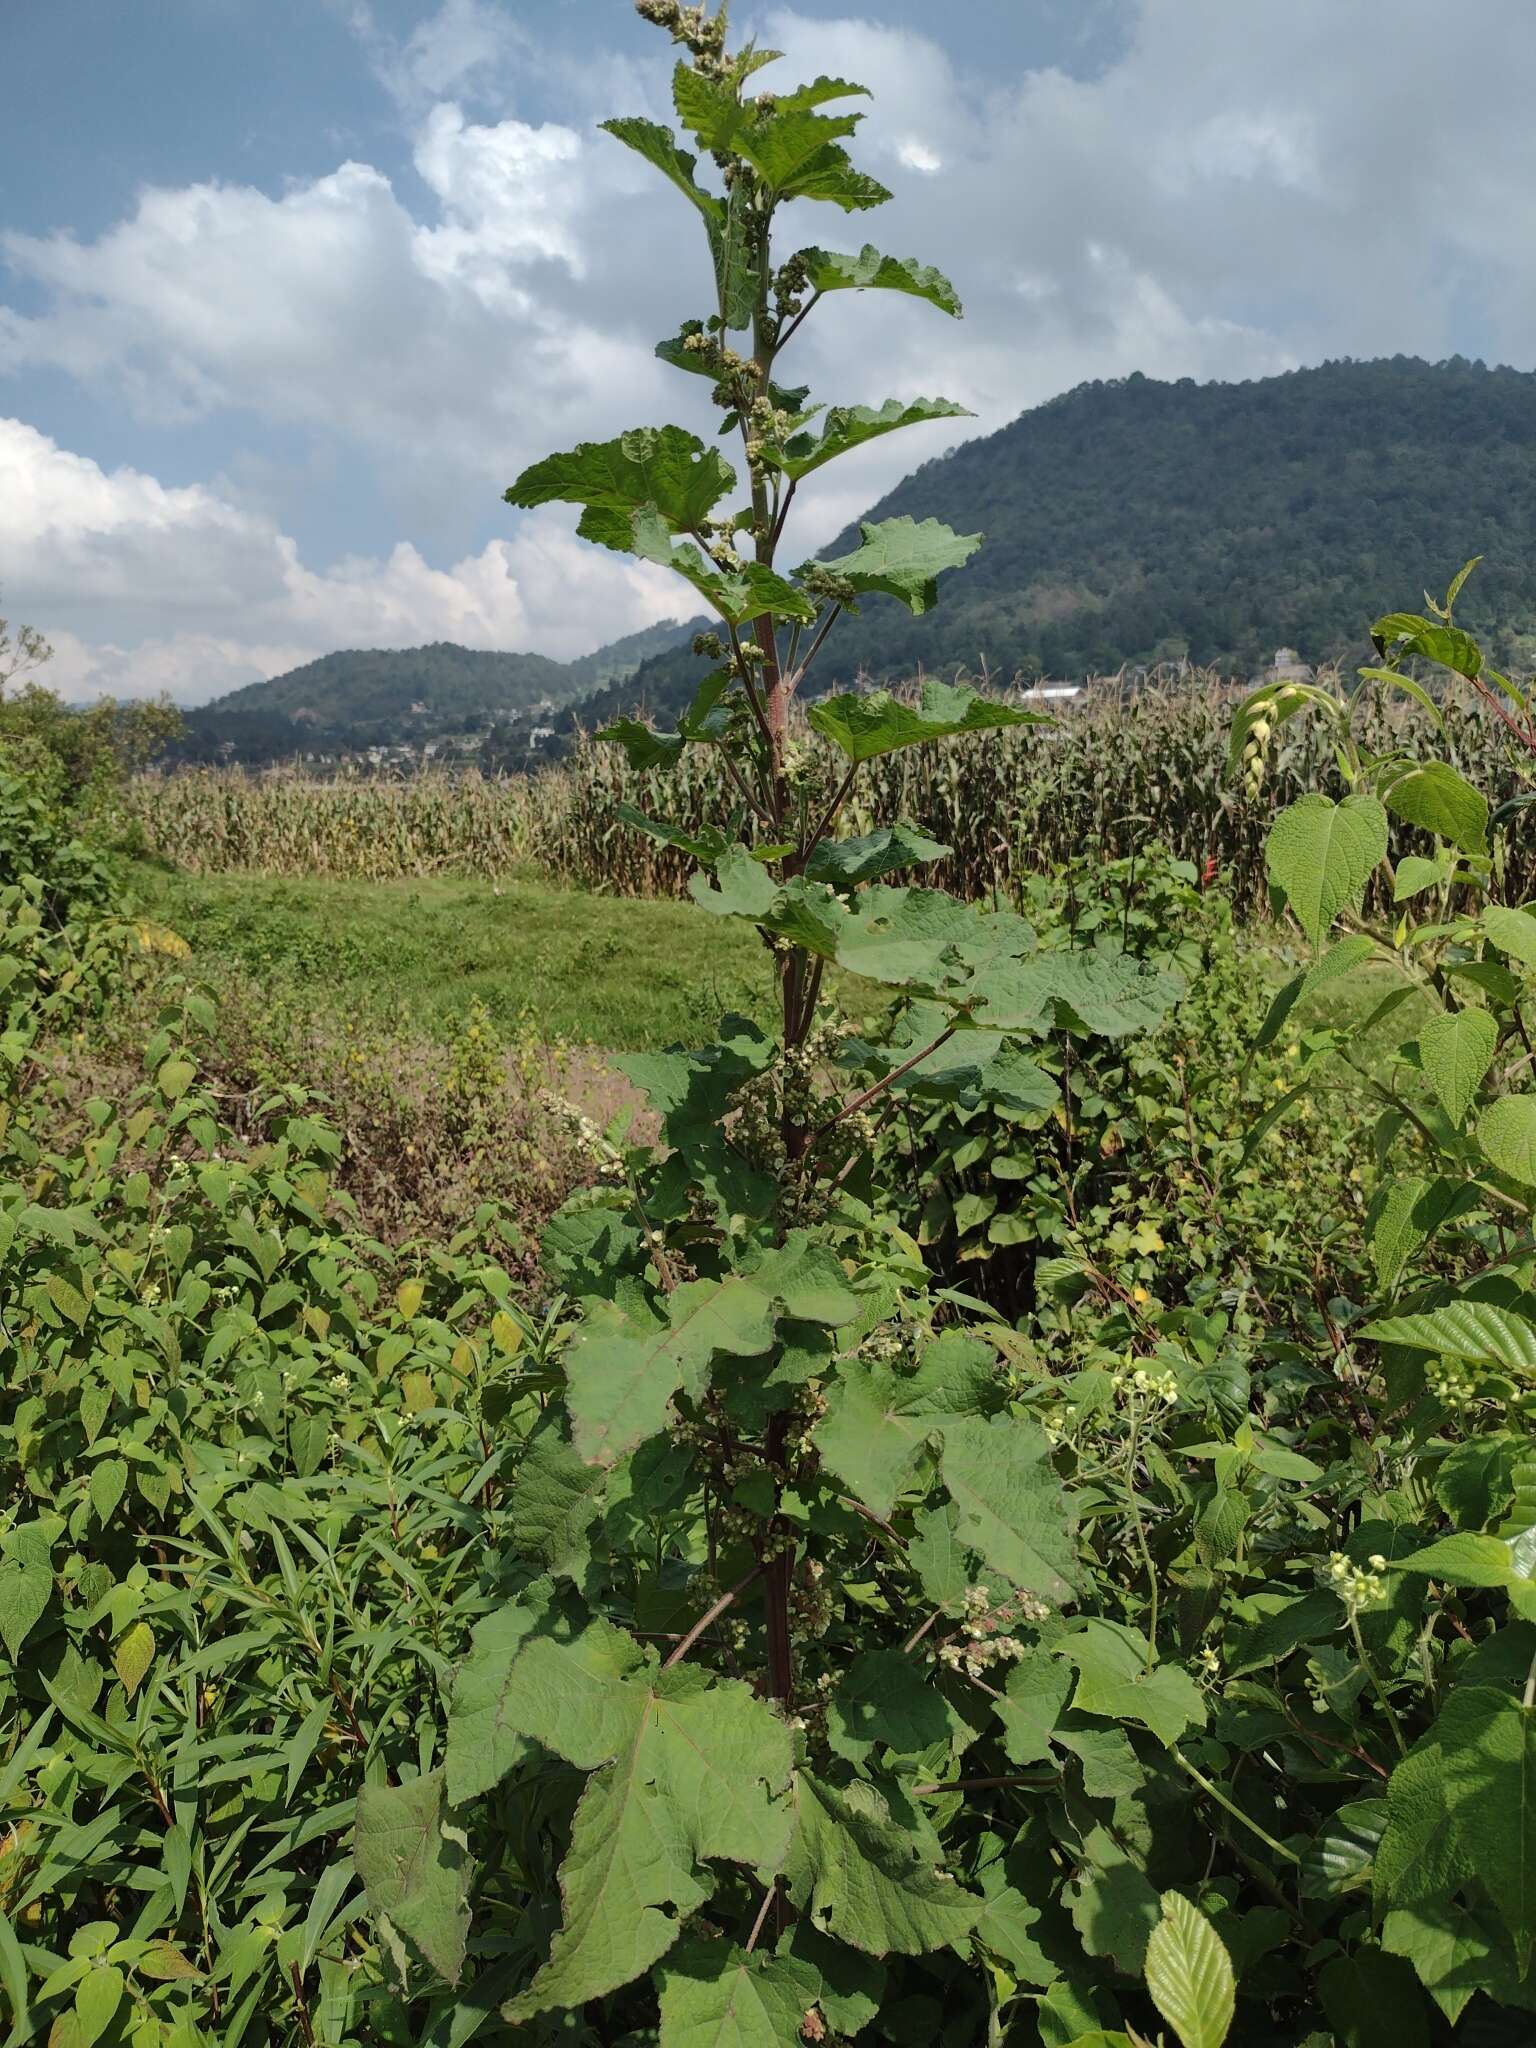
[598,355,1536,727]
[174,619,695,762]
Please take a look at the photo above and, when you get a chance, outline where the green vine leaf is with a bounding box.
[800,244,962,316]
[355,1768,472,1987]
[815,1329,1001,1520]
[937,1415,1079,1605]
[763,398,973,483]
[1142,1891,1236,2048]
[809,519,984,619]
[1059,1620,1207,1747]
[1264,792,1389,946]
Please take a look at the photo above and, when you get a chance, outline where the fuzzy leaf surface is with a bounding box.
[784,1772,979,1954]
[1265,793,1389,945]
[487,1620,794,2020]
[657,1942,821,2048]
[1418,1008,1499,1127]
[764,398,971,483]
[810,521,984,621]
[801,243,961,315]
[354,1769,471,1986]
[508,427,733,529]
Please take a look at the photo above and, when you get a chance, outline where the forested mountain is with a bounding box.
[171,619,695,763]
[176,358,1536,764]
[595,355,1536,730]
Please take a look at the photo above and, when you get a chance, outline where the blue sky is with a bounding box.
[4,0,1534,702]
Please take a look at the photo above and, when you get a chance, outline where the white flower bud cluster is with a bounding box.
[1425,1357,1486,1412]
[1327,1549,1388,1615]
[1116,1363,1179,1405]
[1240,715,1272,801]
[939,1583,1049,1678]
[542,1094,626,1183]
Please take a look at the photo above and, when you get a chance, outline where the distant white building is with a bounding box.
[1018,685,1082,703]
[1267,647,1313,682]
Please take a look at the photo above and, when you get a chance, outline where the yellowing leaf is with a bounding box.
[113,1621,155,1699]
[396,1279,425,1319]
[490,1310,524,1355]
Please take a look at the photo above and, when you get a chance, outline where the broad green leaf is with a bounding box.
[1478,1094,1536,1185]
[1363,1301,1536,1373]
[601,117,722,219]
[1143,1892,1236,2048]
[88,1458,127,1528]
[831,886,980,983]
[1070,1825,1160,1975]
[1435,1684,1536,1971]
[1380,760,1488,856]
[1394,1532,1524,1587]
[0,1562,52,1658]
[1418,1007,1498,1126]
[1371,612,1482,678]
[620,517,818,626]
[1265,792,1389,945]
[1383,1898,1517,2026]
[1059,1621,1206,1747]
[1395,854,1450,902]
[801,243,962,316]
[997,1653,1073,1766]
[112,1621,154,1699]
[354,1769,471,1986]
[826,1648,955,1764]
[1302,1799,1388,1899]
[805,823,949,888]
[816,1330,1000,1519]
[1483,904,1536,970]
[937,1414,1078,1604]
[657,1942,821,2048]
[447,1581,581,1804]
[784,1771,979,1954]
[764,397,971,482]
[1368,1175,1475,1292]
[972,948,1183,1039]
[495,1622,794,2020]
[564,1273,783,1469]
[809,679,1042,765]
[811,517,983,617]
[508,426,734,530]
[1318,1949,1431,2048]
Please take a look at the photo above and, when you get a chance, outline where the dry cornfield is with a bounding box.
[119,675,1535,913]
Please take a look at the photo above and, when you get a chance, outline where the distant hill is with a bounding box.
[175,357,1536,765]
[586,355,1536,732]
[171,619,697,764]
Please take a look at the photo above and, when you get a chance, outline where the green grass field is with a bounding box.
[128,862,776,1049]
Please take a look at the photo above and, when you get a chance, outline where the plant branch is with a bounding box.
[803,1026,958,1157]
[786,602,842,697]
[661,1562,765,1670]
